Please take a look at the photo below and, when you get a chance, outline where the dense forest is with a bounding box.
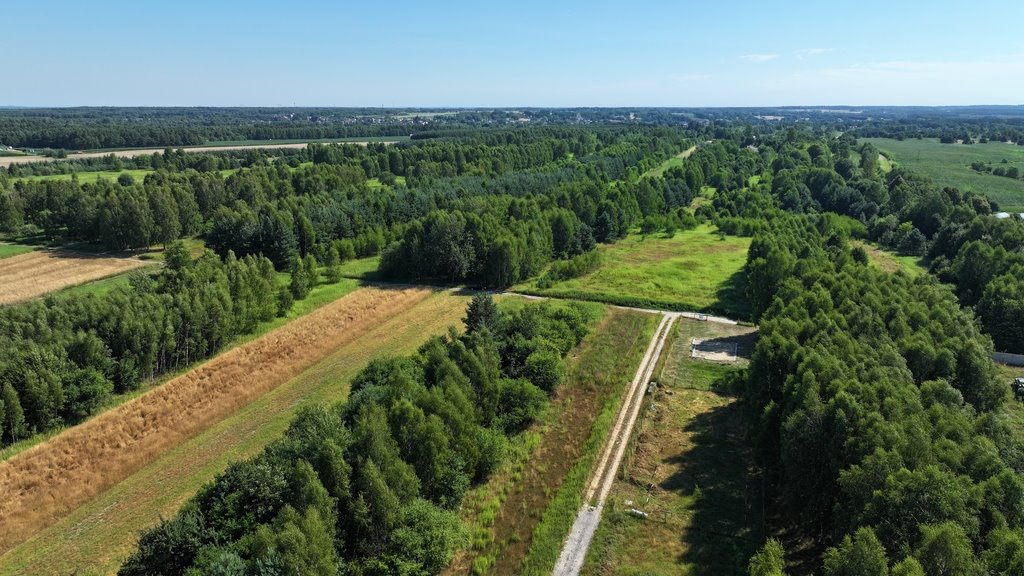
[743,215,1024,574]
[118,295,593,575]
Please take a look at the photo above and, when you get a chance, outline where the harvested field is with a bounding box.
[0,285,433,559]
[0,249,149,305]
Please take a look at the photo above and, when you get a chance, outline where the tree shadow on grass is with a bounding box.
[713,268,750,320]
[663,400,762,575]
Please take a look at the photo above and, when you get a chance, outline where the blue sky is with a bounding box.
[5,0,1022,107]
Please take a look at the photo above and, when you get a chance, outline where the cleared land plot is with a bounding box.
[863,137,1024,211]
[444,307,659,576]
[0,285,435,561]
[0,249,150,305]
[0,289,469,576]
[582,318,761,575]
[659,317,756,391]
[514,225,751,319]
[851,240,927,277]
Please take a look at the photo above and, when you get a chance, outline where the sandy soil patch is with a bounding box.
[0,285,432,555]
[0,250,149,305]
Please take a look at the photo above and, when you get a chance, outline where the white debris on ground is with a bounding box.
[690,338,738,362]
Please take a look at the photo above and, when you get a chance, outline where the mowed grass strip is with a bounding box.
[862,137,1024,211]
[0,285,435,558]
[0,289,470,576]
[514,225,751,319]
[0,249,151,305]
[582,318,762,575]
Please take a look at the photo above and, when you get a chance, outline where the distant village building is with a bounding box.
[994,212,1024,220]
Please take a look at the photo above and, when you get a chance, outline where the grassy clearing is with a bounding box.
[444,307,659,576]
[514,225,751,319]
[10,169,152,184]
[851,240,927,277]
[863,137,1024,211]
[337,255,382,280]
[367,175,407,188]
[0,243,33,259]
[582,318,761,575]
[643,146,697,178]
[0,289,467,576]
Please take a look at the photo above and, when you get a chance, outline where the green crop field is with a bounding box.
[514,224,751,319]
[862,138,1024,211]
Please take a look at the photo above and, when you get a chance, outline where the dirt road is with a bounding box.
[553,312,677,576]
[0,285,432,556]
[0,250,149,305]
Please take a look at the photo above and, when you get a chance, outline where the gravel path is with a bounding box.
[553,312,677,576]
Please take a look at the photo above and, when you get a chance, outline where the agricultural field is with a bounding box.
[445,306,659,575]
[0,288,468,575]
[862,137,1024,211]
[513,225,751,319]
[582,317,761,575]
[0,249,151,305]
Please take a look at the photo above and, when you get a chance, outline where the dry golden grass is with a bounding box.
[0,285,432,556]
[0,249,149,305]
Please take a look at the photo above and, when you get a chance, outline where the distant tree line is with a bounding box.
[118,296,593,575]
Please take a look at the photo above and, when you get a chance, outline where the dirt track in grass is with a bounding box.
[0,249,149,305]
[0,285,432,556]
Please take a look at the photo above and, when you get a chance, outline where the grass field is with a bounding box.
[862,138,1024,211]
[582,317,761,575]
[444,306,659,576]
[0,243,33,259]
[852,240,927,277]
[643,145,697,178]
[337,255,382,280]
[513,225,752,319]
[0,288,468,576]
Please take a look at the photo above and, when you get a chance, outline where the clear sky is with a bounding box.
[5,0,1023,107]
